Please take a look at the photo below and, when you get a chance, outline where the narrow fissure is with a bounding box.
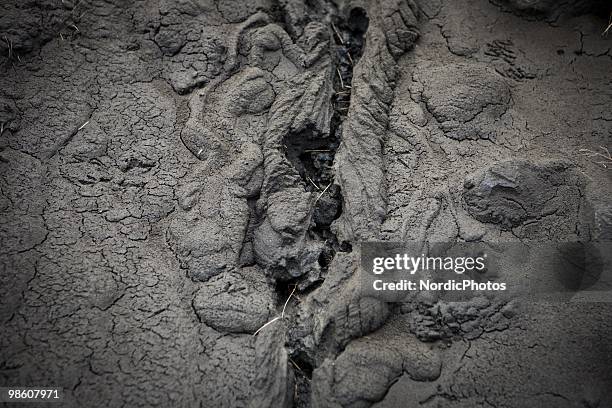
[282,6,369,281]
[291,353,314,408]
[286,8,369,408]
[238,193,262,267]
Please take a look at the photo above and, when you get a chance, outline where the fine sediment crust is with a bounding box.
[1,0,612,407]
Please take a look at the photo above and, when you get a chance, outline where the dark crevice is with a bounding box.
[284,9,368,408]
[278,6,369,286]
[291,353,314,408]
[239,193,262,267]
[310,6,369,260]
[332,7,368,105]
[281,126,343,292]
[283,125,338,189]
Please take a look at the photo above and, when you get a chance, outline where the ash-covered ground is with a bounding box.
[1,0,612,407]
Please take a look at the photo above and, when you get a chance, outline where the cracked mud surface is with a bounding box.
[1,0,612,407]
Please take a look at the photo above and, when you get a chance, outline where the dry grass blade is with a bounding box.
[315,182,332,203]
[253,284,297,336]
[307,176,321,191]
[253,316,281,336]
[3,36,13,60]
[336,68,345,89]
[604,13,612,36]
[78,120,90,131]
[281,284,297,318]
[288,357,302,372]
[331,23,344,44]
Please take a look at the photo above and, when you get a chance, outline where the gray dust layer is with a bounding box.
[1,0,612,407]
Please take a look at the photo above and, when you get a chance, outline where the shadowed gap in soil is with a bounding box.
[283,8,369,408]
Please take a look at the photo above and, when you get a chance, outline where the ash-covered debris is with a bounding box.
[1,0,612,407]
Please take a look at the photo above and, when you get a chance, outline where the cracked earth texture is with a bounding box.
[1,0,611,407]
